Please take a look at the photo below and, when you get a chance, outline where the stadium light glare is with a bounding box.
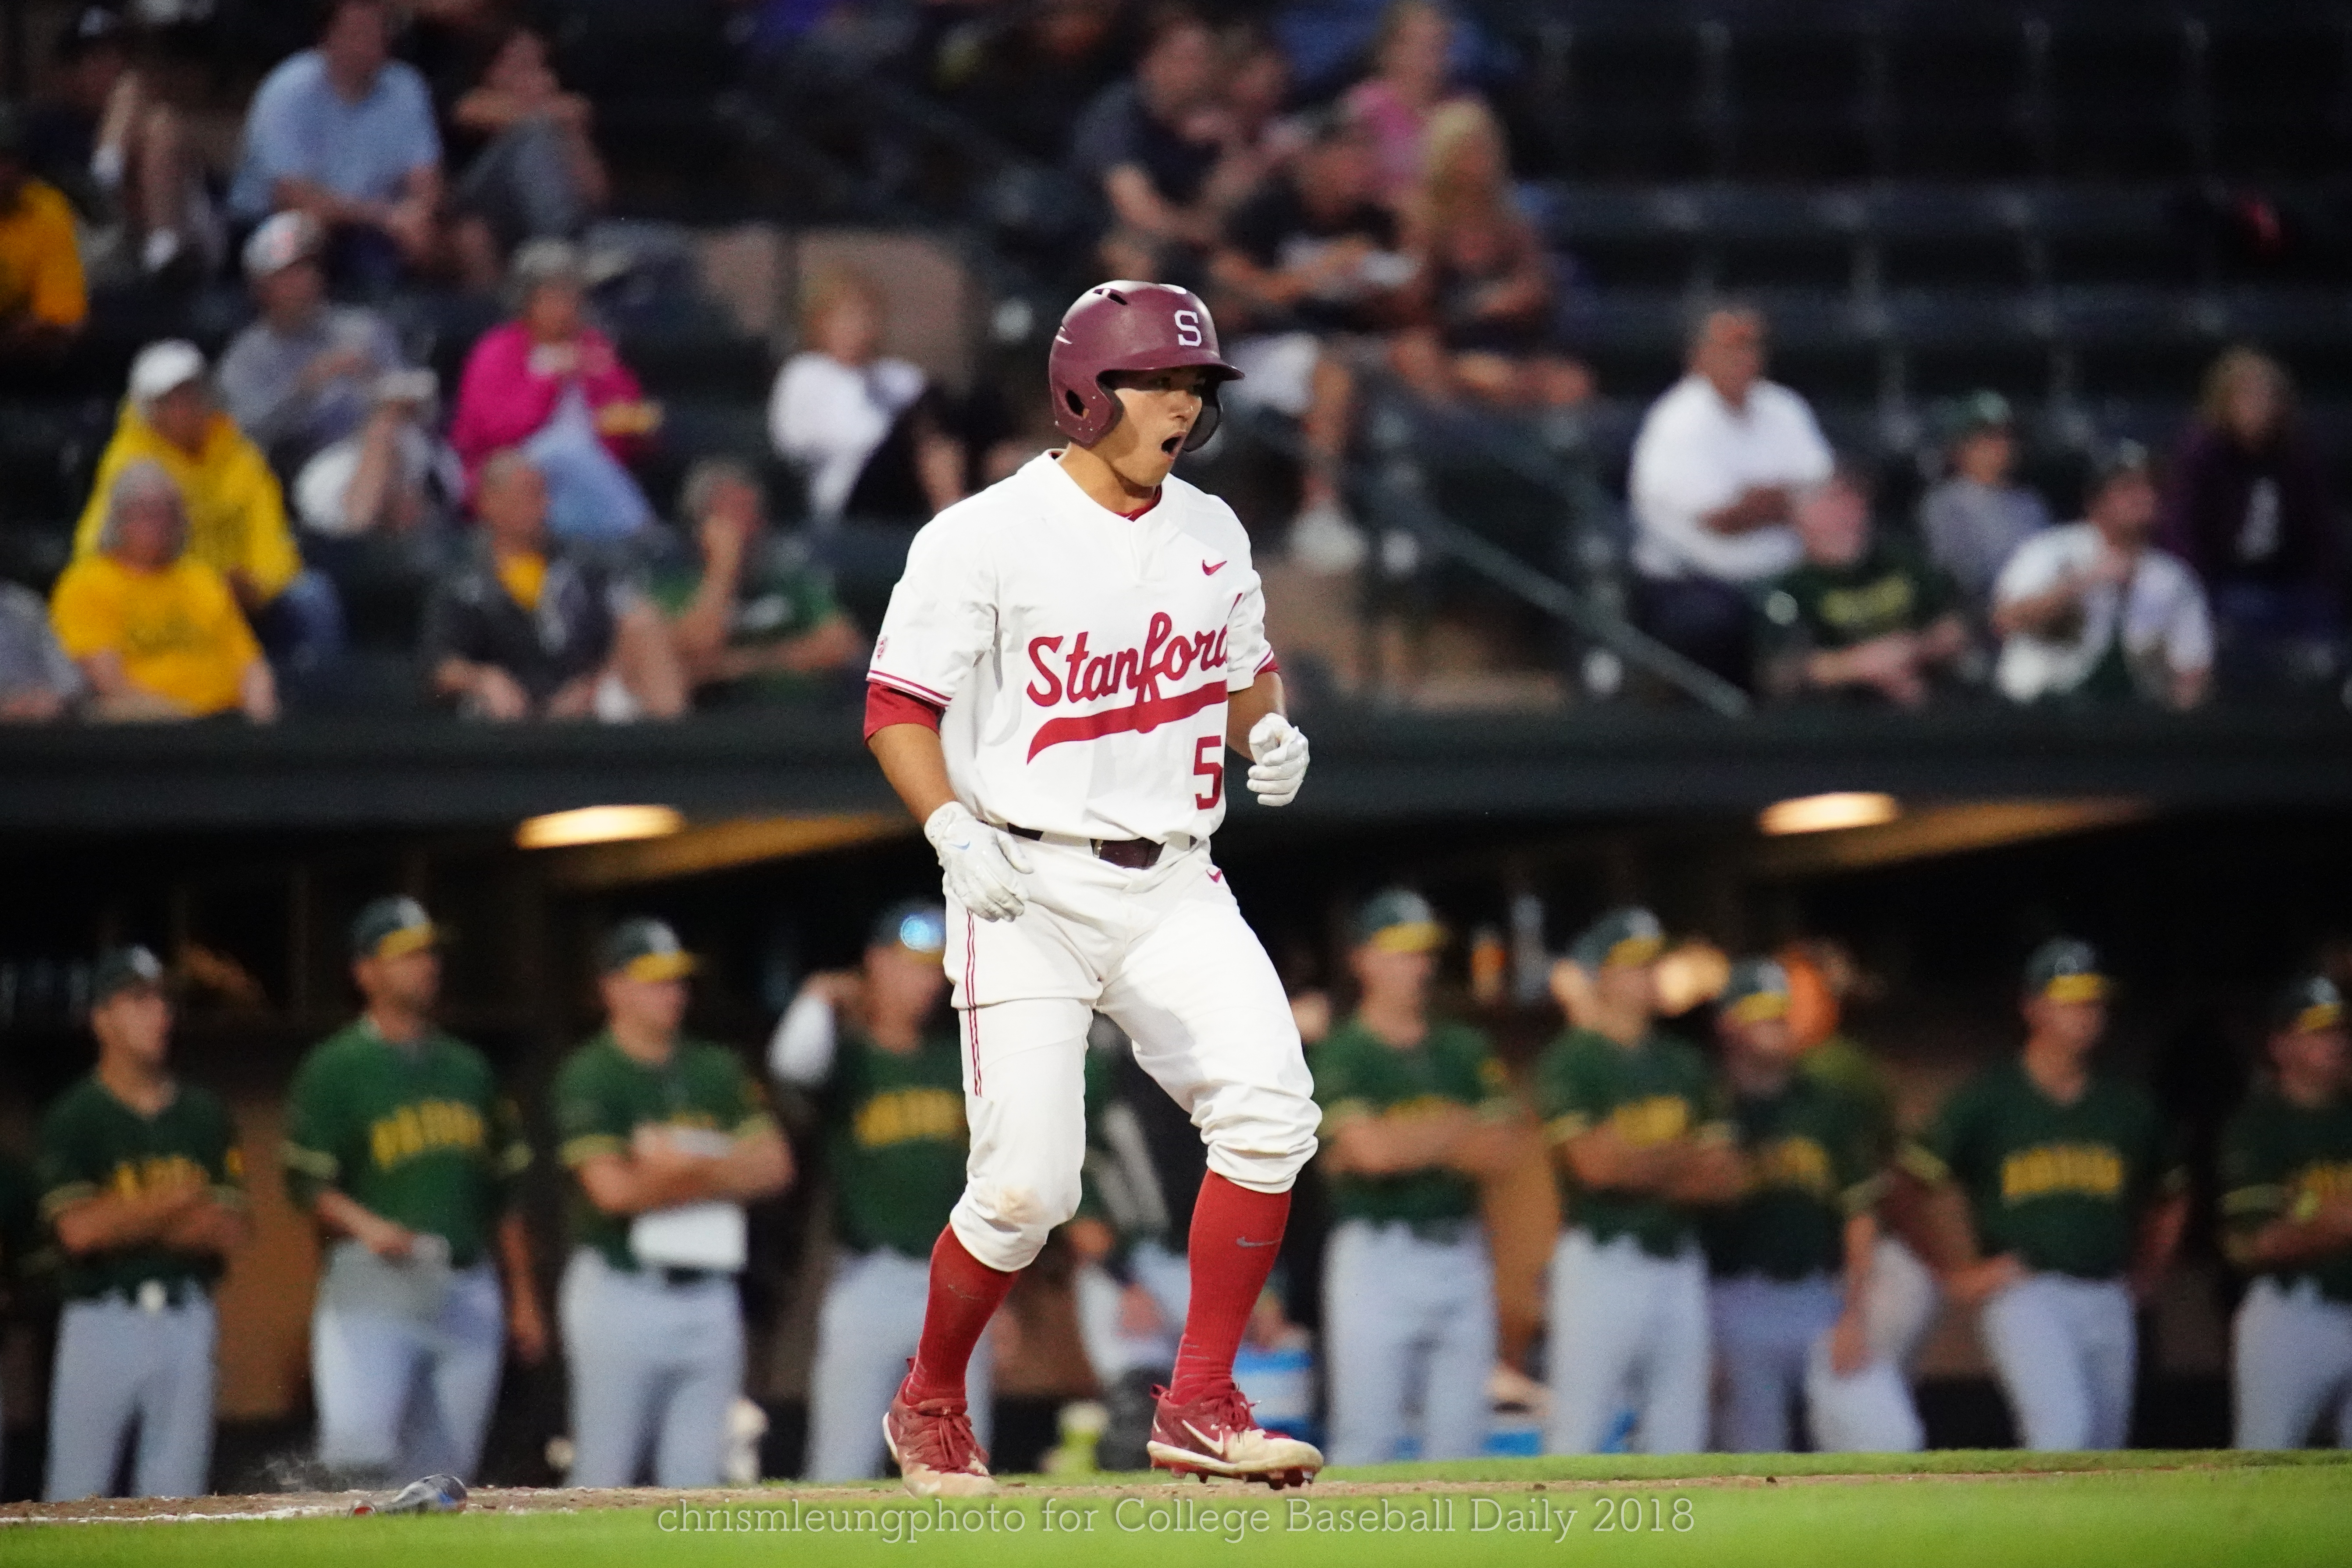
[516,805,686,850]
[1759,792,1900,836]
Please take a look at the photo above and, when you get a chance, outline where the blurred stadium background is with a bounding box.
[3,0,2352,1499]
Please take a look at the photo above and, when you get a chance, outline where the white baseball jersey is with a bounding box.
[868,453,1275,844]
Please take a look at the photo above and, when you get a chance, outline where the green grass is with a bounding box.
[7,1453,2350,1568]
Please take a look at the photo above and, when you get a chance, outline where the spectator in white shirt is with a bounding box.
[1628,305,1833,689]
[1992,441,2213,710]
[767,268,965,526]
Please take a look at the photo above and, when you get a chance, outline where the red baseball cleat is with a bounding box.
[884,1381,997,1497]
[1145,1384,1323,1488]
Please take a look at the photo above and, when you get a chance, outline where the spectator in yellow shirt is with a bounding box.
[50,460,279,722]
[75,340,345,691]
[0,102,88,366]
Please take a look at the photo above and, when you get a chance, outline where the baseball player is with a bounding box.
[2220,975,2352,1448]
[282,897,545,1485]
[1314,889,1514,1465]
[1704,958,1922,1452]
[860,279,1321,1496]
[39,946,247,1500]
[767,900,997,1481]
[1897,938,2187,1451]
[553,918,792,1487]
[1536,908,1743,1455]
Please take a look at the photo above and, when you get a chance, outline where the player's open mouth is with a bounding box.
[1161,433,1186,455]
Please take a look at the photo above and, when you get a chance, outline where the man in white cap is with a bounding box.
[73,338,345,690]
[217,212,407,474]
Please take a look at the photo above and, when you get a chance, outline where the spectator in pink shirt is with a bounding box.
[448,238,659,544]
[1342,1,1472,208]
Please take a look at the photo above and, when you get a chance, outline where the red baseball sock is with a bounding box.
[903,1227,1019,1405]
[1167,1172,1292,1403]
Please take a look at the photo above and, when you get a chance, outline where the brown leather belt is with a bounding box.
[1008,825,1163,870]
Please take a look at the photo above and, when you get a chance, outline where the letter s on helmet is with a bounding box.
[1047,281,1243,452]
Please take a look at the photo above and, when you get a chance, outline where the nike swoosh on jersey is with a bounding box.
[1235,1236,1279,1248]
[1026,678,1228,760]
[1202,559,1226,576]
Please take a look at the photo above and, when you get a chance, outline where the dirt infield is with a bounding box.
[0,1459,2288,1527]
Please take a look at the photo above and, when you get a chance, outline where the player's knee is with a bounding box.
[1199,1087,1321,1192]
[955,1170,1084,1271]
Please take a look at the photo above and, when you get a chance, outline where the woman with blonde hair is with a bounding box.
[1390,100,1591,411]
[2157,345,2340,690]
[767,267,966,526]
[1343,0,1470,206]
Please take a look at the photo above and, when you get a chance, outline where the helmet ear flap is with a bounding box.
[1183,384,1224,452]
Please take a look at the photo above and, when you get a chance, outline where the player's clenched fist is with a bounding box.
[1246,714,1310,807]
[924,801,1034,921]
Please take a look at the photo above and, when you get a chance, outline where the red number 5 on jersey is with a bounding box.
[1193,734,1224,808]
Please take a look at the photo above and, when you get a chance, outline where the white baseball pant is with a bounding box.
[1706,1272,1925,1452]
[1980,1272,2136,1450]
[1546,1228,1709,1455]
[942,838,1318,1274]
[1323,1220,1496,1465]
[559,1249,745,1488]
[44,1292,217,1500]
[1863,1234,1942,1366]
[806,1246,995,1480]
[311,1243,505,1481]
[2232,1276,2352,1449]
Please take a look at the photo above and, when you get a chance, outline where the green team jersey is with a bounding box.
[553,1031,775,1271]
[1901,1058,2181,1280]
[1766,537,1957,651]
[1314,1016,1512,1232]
[1802,1032,1899,1167]
[36,1074,243,1301]
[647,543,842,704]
[2219,1082,2352,1302]
[1535,1026,1729,1257]
[1705,1072,1881,1280]
[282,1019,530,1269]
[817,1026,968,1259]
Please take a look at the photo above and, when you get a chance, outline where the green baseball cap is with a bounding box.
[2270,974,2345,1035]
[91,944,167,1006]
[1351,888,1446,953]
[870,899,948,955]
[2025,937,2107,1003]
[350,896,441,961]
[1941,389,2014,443]
[598,917,699,981]
[1720,956,1792,1024]
[1570,907,1666,971]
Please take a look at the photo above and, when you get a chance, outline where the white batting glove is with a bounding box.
[923,801,1032,921]
[1246,713,1311,807]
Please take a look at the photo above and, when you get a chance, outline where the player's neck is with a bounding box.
[1057,441,1166,516]
[1589,1005,1652,1048]
[365,1002,431,1049]
[1357,996,1427,1049]
[1725,1051,1791,1098]
[609,1017,677,1065]
[2021,1038,2092,1103]
[96,1051,175,1116]
[866,1011,924,1054]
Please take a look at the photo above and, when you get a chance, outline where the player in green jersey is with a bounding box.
[2220,974,2352,1448]
[554,917,792,1487]
[1705,957,1922,1453]
[1898,938,2187,1451]
[769,900,990,1481]
[39,946,246,1500]
[1314,889,1517,1466]
[283,897,544,1484]
[1536,908,1743,1455]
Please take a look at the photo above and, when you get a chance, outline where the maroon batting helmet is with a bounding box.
[1048,280,1242,451]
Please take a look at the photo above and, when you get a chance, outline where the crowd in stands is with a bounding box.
[0,0,2345,725]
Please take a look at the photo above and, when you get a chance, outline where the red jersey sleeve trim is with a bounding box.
[1255,651,1280,675]
[869,669,955,706]
[864,681,945,740]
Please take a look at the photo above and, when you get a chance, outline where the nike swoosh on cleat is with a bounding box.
[1202,560,1226,575]
[1183,1421,1230,1458]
